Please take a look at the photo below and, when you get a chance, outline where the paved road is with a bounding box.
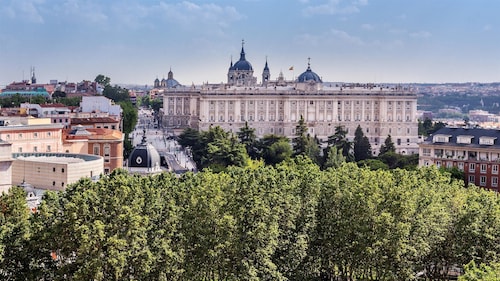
[131,108,197,174]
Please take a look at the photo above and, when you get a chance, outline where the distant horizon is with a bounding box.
[1,1,499,86]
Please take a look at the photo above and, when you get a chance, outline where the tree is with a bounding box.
[357,158,388,170]
[323,146,345,169]
[118,101,137,135]
[256,134,292,165]
[459,260,500,281]
[379,134,396,155]
[328,125,353,161]
[94,74,111,87]
[237,122,258,159]
[353,125,371,162]
[52,90,66,98]
[104,85,130,103]
[292,116,320,164]
[0,187,32,280]
[150,98,163,113]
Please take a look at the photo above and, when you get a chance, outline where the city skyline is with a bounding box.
[1,0,499,87]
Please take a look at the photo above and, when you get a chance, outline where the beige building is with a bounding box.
[0,117,64,153]
[161,44,419,154]
[0,140,13,194]
[12,153,103,191]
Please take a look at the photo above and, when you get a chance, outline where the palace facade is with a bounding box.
[160,42,419,154]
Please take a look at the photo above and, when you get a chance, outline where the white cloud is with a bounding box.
[410,31,432,38]
[303,0,368,16]
[361,23,374,30]
[157,1,243,30]
[0,0,45,23]
[330,28,364,45]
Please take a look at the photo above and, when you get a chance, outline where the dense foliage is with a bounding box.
[1,162,499,280]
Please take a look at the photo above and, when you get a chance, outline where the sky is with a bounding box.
[1,0,499,87]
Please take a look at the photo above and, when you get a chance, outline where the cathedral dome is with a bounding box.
[128,133,161,169]
[232,45,253,71]
[233,59,253,71]
[297,60,322,83]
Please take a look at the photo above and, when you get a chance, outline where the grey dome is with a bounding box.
[165,78,180,88]
[297,62,322,83]
[128,133,161,168]
[232,46,253,71]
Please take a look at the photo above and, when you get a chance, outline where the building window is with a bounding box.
[480,176,487,186]
[18,133,22,138]
[47,145,51,152]
[493,177,498,187]
[93,145,100,155]
[458,162,464,171]
[493,165,499,174]
[61,168,65,173]
[53,167,56,172]
[480,164,487,173]
[469,175,475,184]
[34,146,38,152]
[62,182,65,187]
[47,132,51,137]
[52,181,55,186]
[34,132,38,138]
[18,147,22,153]
[469,163,476,172]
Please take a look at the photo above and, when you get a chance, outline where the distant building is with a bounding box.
[80,96,122,117]
[12,152,103,191]
[419,127,500,191]
[161,41,419,154]
[0,117,64,153]
[153,68,181,89]
[64,125,124,174]
[0,140,13,194]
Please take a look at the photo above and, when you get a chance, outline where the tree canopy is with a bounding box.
[1,162,500,280]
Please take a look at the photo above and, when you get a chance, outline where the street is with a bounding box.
[130,107,196,174]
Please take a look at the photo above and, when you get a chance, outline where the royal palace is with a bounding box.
[158,42,419,155]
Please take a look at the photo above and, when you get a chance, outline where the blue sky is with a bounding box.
[1,0,499,87]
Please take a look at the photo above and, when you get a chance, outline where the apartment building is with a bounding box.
[419,127,500,191]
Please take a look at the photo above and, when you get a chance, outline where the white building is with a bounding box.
[161,42,419,154]
[80,96,122,117]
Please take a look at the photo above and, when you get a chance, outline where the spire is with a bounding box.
[240,39,246,60]
[264,56,269,70]
[230,55,233,67]
[31,66,36,84]
[168,67,173,79]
